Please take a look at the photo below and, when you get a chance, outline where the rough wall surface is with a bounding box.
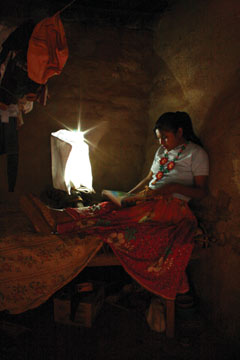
[0,22,155,200]
[1,0,239,342]
[149,0,240,341]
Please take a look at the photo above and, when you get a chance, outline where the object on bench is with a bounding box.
[86,226,208,339]
[0,201,208,339]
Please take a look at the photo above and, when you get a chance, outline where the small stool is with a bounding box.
[88,240,206,339]
[165,299,175,338]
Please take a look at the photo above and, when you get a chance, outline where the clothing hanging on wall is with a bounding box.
[27,13,69,85]
[0,117,19,192]
[0,20,39,106]
[0,14,68,192]
[0,22,34,192]
[0,15,68,107]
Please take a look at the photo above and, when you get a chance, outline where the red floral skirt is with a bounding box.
[58,196,197,300]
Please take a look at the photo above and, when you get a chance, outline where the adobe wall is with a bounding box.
[1,0,239,342]
[147,0,240,341]
[0,21,156,201]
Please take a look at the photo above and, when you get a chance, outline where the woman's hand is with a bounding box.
[122,193,144,205]
[122,187,156,206]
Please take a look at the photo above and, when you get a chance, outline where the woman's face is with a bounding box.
[155,128,183,151]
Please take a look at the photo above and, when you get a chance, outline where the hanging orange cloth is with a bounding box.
[27,13,68,85]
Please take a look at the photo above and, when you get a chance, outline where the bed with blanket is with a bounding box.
[0,204,105,314]
[0,199,207,316]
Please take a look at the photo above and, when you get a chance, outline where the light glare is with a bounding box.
[51,129,93,194]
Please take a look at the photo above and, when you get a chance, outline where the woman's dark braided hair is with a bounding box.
[153,111,202,147]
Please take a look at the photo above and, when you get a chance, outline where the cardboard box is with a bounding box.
[53,296,72,324]
[54,282,105,328]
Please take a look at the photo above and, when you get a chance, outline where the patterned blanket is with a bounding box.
[0,205,103,314]
[59,196,197,300]
[0,196,197,314]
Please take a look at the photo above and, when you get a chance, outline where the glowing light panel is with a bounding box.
[51,129,93,194]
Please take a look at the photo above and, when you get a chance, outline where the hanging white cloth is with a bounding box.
[51,129,94,194]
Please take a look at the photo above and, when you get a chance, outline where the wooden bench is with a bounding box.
[18,197,209,338]
[87,227,208,338]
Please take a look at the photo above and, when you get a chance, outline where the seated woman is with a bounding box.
[23,111,209,301]
[127,110,208,202]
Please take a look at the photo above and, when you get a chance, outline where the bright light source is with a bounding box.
[51,129,93,194]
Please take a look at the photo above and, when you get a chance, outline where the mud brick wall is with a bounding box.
[0,0,239,342]
[0,21,156,199]
[147,0,240,341]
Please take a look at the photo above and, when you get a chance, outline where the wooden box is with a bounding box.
[54,282,105,328]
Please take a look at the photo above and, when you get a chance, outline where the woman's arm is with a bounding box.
[153,175,208,200]
[128,171,153,194]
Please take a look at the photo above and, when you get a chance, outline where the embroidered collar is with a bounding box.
[152,143,187,184]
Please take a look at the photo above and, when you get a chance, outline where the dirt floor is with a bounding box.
[0,267,239,360]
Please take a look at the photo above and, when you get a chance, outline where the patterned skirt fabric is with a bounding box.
[0,196,197,314]
[0,205,103,314]
[58,196,198,300]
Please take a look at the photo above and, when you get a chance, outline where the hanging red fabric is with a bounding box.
[27,13,68,85]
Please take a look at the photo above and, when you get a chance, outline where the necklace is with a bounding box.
[152,143,187,184]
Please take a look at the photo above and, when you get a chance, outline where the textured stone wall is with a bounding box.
[149,0,240,341]
[1,0,239,341]
[0,21,156,201]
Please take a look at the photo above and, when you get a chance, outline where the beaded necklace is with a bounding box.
[152,143,187,184]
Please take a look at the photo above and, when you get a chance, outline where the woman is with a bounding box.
[126,111,209,203]
[22,111,209,301]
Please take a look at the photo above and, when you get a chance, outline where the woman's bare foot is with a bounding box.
[20,194,76,234]
[28,194,57,229]
[28,194,73,228]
